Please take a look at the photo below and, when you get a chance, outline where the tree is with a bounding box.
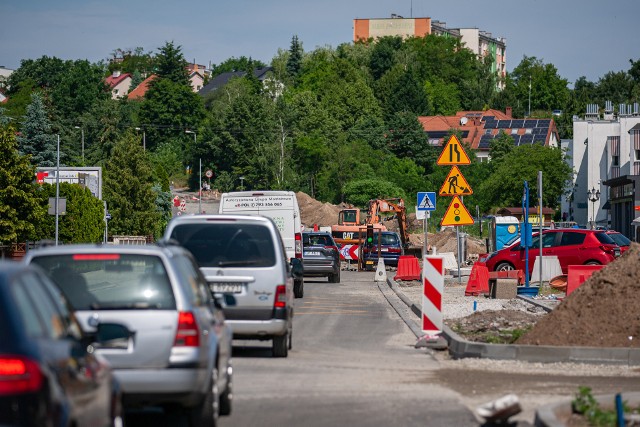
[0,126,46,243]
[500,56,570,117]
[478,144,572,212]
[138,78,205,150]
[286,35,304,83]
[103,133,161,237]
[369,36,403,80]
[489,131,514,164]
[17,92,59,167]
[210,56,267,77]
[424,78,461,115]
[154,41,191,87]
[35,183,105,243]
[383,111,435,173]
[342,179,407,208]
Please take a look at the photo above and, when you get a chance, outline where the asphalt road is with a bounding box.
[218,270,478,427]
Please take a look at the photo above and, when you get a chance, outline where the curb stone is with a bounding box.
[386,277,640,427]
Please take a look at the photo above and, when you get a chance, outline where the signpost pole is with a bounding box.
[55,135,60,246]
[538,171,543,287]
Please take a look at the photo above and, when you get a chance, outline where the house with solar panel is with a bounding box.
[418,107,560,162]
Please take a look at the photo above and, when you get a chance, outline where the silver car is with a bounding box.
[163,214,297,358]
[23,243,233,426]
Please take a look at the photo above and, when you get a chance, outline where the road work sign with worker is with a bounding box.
[439,165,473,196]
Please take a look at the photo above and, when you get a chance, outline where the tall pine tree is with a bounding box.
[286,35,303,84]
[17,92,60,167]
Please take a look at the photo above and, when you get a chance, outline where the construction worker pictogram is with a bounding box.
[436,135,471,166]
[441,196,474,227]
[439,166,473,196]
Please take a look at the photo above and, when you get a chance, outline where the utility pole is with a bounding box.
[55,135,60,245]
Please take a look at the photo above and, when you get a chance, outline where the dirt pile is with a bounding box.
[410,228,488,256]
[517,242,640,348]
[296,192,343,228]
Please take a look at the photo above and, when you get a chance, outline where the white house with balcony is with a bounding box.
[562,102,640,240]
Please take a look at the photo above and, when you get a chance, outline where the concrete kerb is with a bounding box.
[533,392,640,427]
[387,277,640,367]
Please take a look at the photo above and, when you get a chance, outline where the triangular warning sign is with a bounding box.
[441,196,474,227]
[439,166,473,196]
[436,135,471,166]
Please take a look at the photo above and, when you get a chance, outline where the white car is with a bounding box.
[164,214,299,357]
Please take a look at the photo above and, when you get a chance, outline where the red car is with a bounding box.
[605,231,631,253]
[484,229,621,275]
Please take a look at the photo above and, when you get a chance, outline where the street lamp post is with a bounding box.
[239,176,245,191]
[587,187,600,229]
[55,135,60,245]
[135,127,146,151]
[185,130,201,214]
[74,126,84,163]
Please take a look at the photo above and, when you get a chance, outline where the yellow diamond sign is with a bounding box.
[441,196,474,227]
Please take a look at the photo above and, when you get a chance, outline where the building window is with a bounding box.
[612,155,619,166]
[511,129,518,135]
[525,128,533,134]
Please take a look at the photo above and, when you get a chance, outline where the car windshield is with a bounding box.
[373,233,400,245]
[30,254,175,310]
[169,223,276,268]
[303,234,334,247]
[608,233,631,246]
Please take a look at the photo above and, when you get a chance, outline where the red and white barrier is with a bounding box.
[422,256,444,334]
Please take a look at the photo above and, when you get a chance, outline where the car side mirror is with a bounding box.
[290,258,303,279]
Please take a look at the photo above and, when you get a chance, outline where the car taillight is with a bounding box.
[388,248,401,253]
[274,285,286,308]
[0,356,44,395]
[295,233,302,258]
[174,312,200,347]
[600,244,620,257]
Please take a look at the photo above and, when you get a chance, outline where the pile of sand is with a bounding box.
[517,243,640,348]
[296,192,343,228]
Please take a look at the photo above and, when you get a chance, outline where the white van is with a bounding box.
[218,191,305,298]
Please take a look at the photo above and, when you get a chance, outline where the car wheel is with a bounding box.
[288,326,293,350]
[188,367,219,427]
[219,365,232,416]
[272,333,288,358]
[329,269,340,283]
[584,261,601,265]
[294,279,304,298]
[495,262,515,271]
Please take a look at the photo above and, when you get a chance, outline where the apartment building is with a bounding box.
[561,102,640,239]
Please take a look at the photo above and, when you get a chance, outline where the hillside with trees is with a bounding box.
[1,36,638,244]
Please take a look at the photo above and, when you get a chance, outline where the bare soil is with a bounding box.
[517,242,640,348]
[444,243,640,348]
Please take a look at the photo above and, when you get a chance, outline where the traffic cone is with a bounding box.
[465,261,490,296]
[374,258,387,282]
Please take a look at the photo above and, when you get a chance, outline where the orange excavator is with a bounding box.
[331,198,408,247]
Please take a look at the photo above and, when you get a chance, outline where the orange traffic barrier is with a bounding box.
[566,265,604,295]
[465,261,490,296]
[488,269,525,285]
[394,255,421,281]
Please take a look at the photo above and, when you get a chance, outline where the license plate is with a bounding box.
[210,283,244,293]
[305,251,320,256]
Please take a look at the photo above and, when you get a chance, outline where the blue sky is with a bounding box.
[2,0,638,85]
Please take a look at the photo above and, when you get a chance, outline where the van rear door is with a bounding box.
[219,192,299,260]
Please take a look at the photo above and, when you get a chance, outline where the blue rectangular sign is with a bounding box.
[417,192,436,211]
